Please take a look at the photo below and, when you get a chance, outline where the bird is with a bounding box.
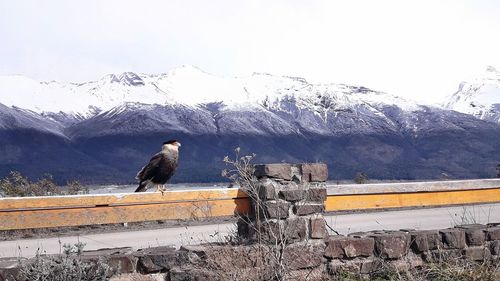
[135,140,181,193]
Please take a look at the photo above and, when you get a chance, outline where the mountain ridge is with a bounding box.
[0,66,499,184]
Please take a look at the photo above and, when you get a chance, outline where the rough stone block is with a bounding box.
[360,258,382,274]
[324,236,374,258]
[279,189,306,202]
[293,203,324,216]
[285,217,308,243]
[456,224,487,246]
[488,240,500,255]
[328,259,361,275]
[179,244,273,271]
[465,229,486,246]
[254,164,292,180]
[258,218,307,244]
[388,255,423,272]
[135,246,183,274]
[439,228,466,249]
[283,243,324,270]
[310,216,328,239]
[464,247,491,261]
[426,232,442,250]
[410,230,441,253]
[324,236,345,258]
[264,200,290,219]
[300,163,328,182]
[484,227,500,241]
[107,255,137,274]
[410,231,429,253]
[423,249,462,263]
[82,247,137,274]
[371,232,410,259]
[259,220,284,243]
[307,188,327,202]
[258,179,278,200]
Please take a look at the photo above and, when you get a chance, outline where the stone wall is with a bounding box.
[2,163,500,281]
[237,163,329,245]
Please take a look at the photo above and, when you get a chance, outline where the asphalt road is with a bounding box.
[1,203,499,258]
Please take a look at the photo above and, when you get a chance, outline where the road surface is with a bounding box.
[1,203,498,258]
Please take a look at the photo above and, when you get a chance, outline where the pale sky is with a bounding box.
[1,0,500,104]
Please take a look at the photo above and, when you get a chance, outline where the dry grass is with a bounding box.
[0,171,87,197]
[18,243,111,281]
[332,258,499,281]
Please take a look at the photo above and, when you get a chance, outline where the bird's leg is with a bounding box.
[159,184,167,195]
[155,184,167,195]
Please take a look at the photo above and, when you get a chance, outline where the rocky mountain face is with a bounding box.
[1,66,499,184]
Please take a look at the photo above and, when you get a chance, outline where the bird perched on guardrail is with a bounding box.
[135,140,181,193]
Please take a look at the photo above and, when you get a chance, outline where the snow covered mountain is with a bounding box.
[1,65,499,183]
[445,66,500,123]
[0,65,420,123]
[0,65,431,138]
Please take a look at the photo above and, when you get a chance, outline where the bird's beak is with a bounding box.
[177,142,182,147]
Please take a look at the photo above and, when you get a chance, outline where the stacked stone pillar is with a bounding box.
[237,163,329,244]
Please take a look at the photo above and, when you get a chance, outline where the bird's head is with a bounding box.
[162,139,181,151]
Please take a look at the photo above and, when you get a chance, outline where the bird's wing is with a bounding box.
[136,153,163,181]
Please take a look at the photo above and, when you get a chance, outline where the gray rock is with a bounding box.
[439,228,466,249]
[135,246,183,274]
[455,224,487,246]
[463,247,491,261]
[300,163,328,182]
[283,243,324,270]
[423,249,462,262]
[310,216,328,239]
[410,230,441,253]
[488,240,500,255]
[484,227,500,241]
[258,179,278,200]
[307,188,327,202]
[324,236,375,258]
[279,189,307,202]
[254,164,292,180]
[293,203,324,216]
[264,200,290,219]
[371,232,410,259]
[360,258,382,274]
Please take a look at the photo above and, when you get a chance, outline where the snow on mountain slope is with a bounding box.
[0,65,423,121]
[445,66,500,123]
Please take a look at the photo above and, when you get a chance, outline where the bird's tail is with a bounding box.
[135,181,149,192]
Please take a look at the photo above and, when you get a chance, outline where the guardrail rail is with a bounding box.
[1,179,499,230]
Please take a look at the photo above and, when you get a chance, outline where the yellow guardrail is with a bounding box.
[0,179,499,230]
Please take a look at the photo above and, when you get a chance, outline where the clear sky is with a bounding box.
[1,0,499,104]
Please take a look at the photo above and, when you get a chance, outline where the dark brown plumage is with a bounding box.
[135,140,181,193]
